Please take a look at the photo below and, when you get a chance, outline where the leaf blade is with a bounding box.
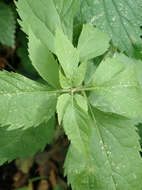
[64,108,142,190]
[55,27,79,79]
[53,0,79,41]
[113,53,142,88]
[0,117,56,165]
[72,62,87,87]
[58,94,92,157]
[77,0,142,55]
[77,24,110,61]
[89,57,142,119]
[28,29,60,88]
[0,71,57,129]
[16,0,62,53]
[16,0,79,53]
[57,93,71,125]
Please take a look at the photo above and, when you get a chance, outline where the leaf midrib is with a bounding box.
[111,0,134,45]
[0,90,55,96]
[0,79,138,97]
[26,0,54,35]
[71,96,86,154]
[89,104,118,190]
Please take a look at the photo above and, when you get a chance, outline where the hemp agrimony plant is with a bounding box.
[0,0,142,190]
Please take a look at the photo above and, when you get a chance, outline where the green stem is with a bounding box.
[50,86,98,94]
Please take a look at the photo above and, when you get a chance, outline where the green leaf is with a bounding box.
[84,60,97,85]
[59,70,72,89]
[72,62,87,87]
[113,53,142,88]
[53,0,79,41]
[16,0,78,53]
[77,0,142,55]
[0,71,57,129]
[113,54,142,124]
[0,2,15,48]
[57,94,71,125]
[89,57,142,119]
[28,29,60,88]
[62,94,92,157]
[16,0,61,34]
[59,62,86,88]
[0,117,56,165]
[16,0,62,53]
[74,94,88,112]
[55,27,79,79]
[64,108,142,190]
[77,24,110,61]
[57,94,88,125]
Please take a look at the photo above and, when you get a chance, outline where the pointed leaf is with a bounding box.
[59,70,72,89]
[0,117,56,165]
[28,29,60,88]
[77,24,110,61]
[114,53,142,88]
[65,108,142,190]
[74,94,88,112]
[84,60,97,85]
[16,0,62,53]
[77,0,142,55]
[57,94,71,125]
[55,27,79,79]
[89,57,142,119]
[16,0,78,53]
[72,62,87,86]
[0,71,57,129]
[62,95,92,157]
[53,0,79,41]
[57,93,88,125]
